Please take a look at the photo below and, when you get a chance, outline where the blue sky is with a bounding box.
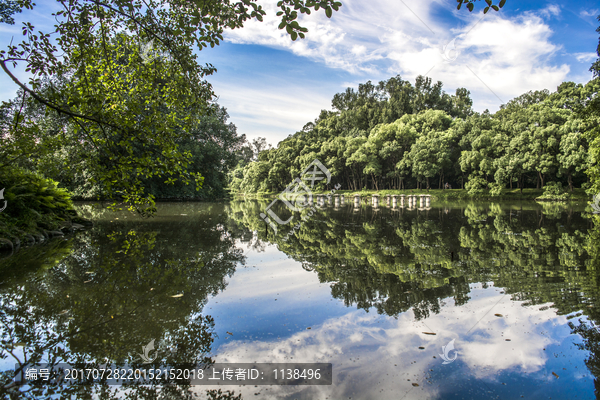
[1,0,599,147]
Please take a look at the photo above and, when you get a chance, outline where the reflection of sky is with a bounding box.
[200,242,596,400]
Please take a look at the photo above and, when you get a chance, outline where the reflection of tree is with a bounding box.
[231,199,600,394]
[567,216,600,398]
[228,200,596,321]
[0,204,245,399]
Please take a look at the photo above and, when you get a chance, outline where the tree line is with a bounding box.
[229,75,599,195]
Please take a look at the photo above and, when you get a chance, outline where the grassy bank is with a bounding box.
[233,188,591,201]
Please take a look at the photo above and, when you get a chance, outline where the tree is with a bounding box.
[0,0,343,213]
[0,0,20,24]
[583,15,600,196]
[405,110,454,190]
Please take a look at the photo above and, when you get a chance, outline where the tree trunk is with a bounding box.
[426,177,430,190]
[536,173,540,189]
[538,171,544,188]
[520,175,523,194]
[568,171,573,192]
[510,175,512,189]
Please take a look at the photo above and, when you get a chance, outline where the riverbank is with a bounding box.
[233,188,590,201]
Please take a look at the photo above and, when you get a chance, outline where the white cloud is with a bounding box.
[211,81,331,146]
[580,9,600,18]
[540,4,561,19]
[222,0,571,112]
[575,52,598,63]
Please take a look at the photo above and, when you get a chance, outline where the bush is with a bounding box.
[536,181,569,201]
[465,176,488,196]
[0,166,77,240]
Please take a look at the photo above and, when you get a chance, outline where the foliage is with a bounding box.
[536,181,569,202]
[0,0,343,214]
[0,165,77,240]
[457,0,507,13]
[584,15,600,197]
[231,75,596,196]
[0,0,20,24]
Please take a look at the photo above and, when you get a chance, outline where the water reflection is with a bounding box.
[0,200,599,399]
[228,200,596,318]
[0,203,245,399]
[225,199,600,399]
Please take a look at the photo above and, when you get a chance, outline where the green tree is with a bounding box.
[0,0,342,212]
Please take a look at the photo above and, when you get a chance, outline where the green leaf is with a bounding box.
[325,7,332,18]
[491,5,499,11]
[499,0,506,7]
[484,6,489,13]
[467,3,474,11]
[291,31,298,41]
[485,0,492,5]
[286,24,293,34]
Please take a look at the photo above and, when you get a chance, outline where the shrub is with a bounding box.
[0,166,76,240]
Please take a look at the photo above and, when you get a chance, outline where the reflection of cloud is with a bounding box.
[199,286,566,399]
[213,247,321,301]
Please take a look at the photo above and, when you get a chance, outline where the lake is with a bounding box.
[0,199,598,399]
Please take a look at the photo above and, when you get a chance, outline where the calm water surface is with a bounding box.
[1,199,599,399]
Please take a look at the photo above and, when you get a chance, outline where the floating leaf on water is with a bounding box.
[422,332,436,335]
[411,383,419,387]
[85,271,94,274]
[307,327,312,330]
[418,346,425,349]
[505,339,511,341]
[226,331,233,335]
[14,343,25,347]
[59,310,68,314]
[171,294,183,298]
[494,314,503,317]
[84,280,91,284]
[552,372,559,378]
